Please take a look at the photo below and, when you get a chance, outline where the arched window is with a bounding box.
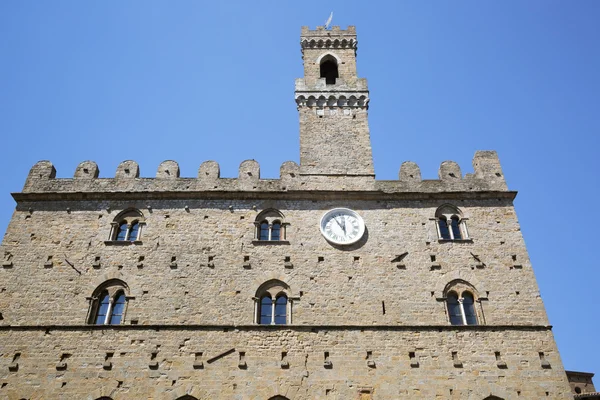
[435,204,468,241]
[444,280,480,326]
[88,280,129,325]
[255,280,291,325]
[110,209,145,242]
[254,209,288,242]
[320,55,339,85]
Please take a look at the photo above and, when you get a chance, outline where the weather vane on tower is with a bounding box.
[325,12,333,29]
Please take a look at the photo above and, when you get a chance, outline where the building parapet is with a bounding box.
[19,151,508,196]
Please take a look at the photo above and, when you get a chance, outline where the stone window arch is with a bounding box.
[444,280,481,326]
[254,209,288,242]
[269,397,290,400]
[87,279,129,325]
[320,54,339,85]
[254,280,291,325]
[435,204,469,241]
[110,208,146,242]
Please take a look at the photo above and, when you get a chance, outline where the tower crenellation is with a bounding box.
[18,151,507,195]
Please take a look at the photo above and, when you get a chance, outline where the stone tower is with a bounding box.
[296,26,374,177]
[0,25,575,399]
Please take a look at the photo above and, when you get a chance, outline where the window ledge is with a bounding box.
[252,240,290,245]
[438,239,473,243]
[104,240,143,246]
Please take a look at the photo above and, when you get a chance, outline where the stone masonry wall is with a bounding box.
[0,328,572,399]
[1,197,545,327]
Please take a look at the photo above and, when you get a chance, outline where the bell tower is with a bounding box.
[295,26,375,177]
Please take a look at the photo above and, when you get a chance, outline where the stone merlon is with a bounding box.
[16,151,509,201]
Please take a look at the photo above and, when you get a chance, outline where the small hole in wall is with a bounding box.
[124,168,130,174]
[354,256,360,261]
[208,256,214,261]
[318,256,324,262]
[0,312,3,320]
[61,382,67,388]
[430,255,436,262]
[284,256,291,262]
[240,216,244,220]
[143,290,149,295]
[515,291,520,295]
[244,256,250,262]
[1,382,7,388]
[118,265,123,270]
[319,115,323,118]
[83,168,89,173]
[512,254,517,261]
[496,173,502,177]
[204,215,208,219]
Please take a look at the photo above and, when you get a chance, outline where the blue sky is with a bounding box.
[1,1,599,374]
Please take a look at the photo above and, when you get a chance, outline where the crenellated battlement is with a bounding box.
[300,26,358,56]
[17,151,510,199]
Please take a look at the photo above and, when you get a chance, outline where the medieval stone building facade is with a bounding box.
[0,25,575,399]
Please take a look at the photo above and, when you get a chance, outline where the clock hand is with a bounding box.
[341,216,346,233]
[334,217,344,230]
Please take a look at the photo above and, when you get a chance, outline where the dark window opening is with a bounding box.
[451,216,462,240]
[271,222,281,241]
[259,222,269,241]
[320,59,339,85]
[447,292,462,326]
[462,292,477,325]
[260,296,272,324]
[95,291,110,325]
[439,217,451,240]
[274,295,287,325]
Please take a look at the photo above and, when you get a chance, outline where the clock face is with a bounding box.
[320,208,365,245]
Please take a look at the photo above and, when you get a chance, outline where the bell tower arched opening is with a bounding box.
[320,55,339,84]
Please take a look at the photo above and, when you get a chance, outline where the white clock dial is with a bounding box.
[320,208,365,245]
